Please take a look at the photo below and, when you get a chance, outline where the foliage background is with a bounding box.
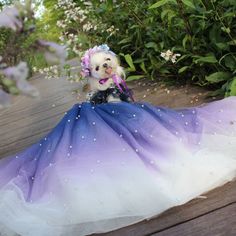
[75,0,236,97]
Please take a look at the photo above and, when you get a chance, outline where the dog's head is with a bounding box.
[90,51,120,79]
[81,44,125,80]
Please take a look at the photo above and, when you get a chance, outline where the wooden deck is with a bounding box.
[0,60,235,236]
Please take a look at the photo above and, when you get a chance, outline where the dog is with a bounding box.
[81,45,133,104]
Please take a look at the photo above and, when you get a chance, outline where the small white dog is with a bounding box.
[81,45,133,104]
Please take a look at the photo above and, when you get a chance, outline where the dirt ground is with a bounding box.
[129,79,221,108]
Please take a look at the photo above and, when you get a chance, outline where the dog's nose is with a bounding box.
[103,63,108,68]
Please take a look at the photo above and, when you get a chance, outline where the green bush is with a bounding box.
[74,0,236,96]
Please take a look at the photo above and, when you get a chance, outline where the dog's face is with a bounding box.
[89,51,124,79]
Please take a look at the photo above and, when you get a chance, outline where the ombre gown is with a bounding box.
[0,95,236,236]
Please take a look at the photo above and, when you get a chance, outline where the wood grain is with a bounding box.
[152,202,236,236]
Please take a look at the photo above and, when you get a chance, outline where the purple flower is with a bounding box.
[38,40,68,65]
[0,6,23,31]
[3,62,39,97]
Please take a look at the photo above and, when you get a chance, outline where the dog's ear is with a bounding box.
[117,66,126,79]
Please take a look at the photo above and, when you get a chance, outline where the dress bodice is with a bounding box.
[86,84,133,105]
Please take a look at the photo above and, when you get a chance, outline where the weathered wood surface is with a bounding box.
[0,60,235,236]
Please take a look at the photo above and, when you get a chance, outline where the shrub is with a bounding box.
[71,0,236,96]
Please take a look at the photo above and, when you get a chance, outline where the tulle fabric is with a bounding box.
[0,97,236,236]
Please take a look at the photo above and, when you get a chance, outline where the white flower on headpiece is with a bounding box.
[98,44,110,51]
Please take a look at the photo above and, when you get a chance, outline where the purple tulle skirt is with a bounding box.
[0,97,236,236]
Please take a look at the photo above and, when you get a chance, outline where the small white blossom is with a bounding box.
[160,50,181,63]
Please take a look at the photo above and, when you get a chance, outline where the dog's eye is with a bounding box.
[95,66,99,71]
[106,58,111,61]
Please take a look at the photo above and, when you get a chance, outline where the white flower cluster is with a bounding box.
[68,34,82,55]
[56,0,96,31]
[34,65,81,82]
[35,65,60,80]
[161,50,181,63]
[55,0,88,56]
[55,0,120,51]
[56,20,67,29]
[106,25,119,36]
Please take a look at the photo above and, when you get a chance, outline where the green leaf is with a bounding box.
[161,9,171,20]
[124,54,136,70]
[126,75,145,81]
[224,55,236,70]
[118,38,131,45]
[133,58,146,63]
[215,42,229,50]
[221,27,231,34]
[149,0,175,9]
[182,0,195,9]
[194,55,218,64]
[182,34,191,49]
[229,77,236,96]
[145,42,158,51]
[207,89,224,97]
[9,86,20,95]
[140,61,147,73]
[178,66,189,74]
[205,72,232,83]
[126,67,136,72]
[161,9,176,22]
[177,54,191,62]
[167,10,177,23]
[2,78,15,87]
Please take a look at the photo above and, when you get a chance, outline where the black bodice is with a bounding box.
[88,85,133,105]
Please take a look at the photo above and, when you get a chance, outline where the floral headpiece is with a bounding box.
[80,44,115,78]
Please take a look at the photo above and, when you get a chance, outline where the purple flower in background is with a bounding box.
[0,6,23,31]
[38,40,68,65]
[3,62,39,97]
[0,2,69,108]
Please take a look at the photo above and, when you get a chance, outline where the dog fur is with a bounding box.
[85,51,126,103]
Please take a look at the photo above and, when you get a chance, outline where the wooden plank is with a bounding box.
[151,202,236,236]
[0,59,85,157]
[0,66,86,157]
[95,181,236,236]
